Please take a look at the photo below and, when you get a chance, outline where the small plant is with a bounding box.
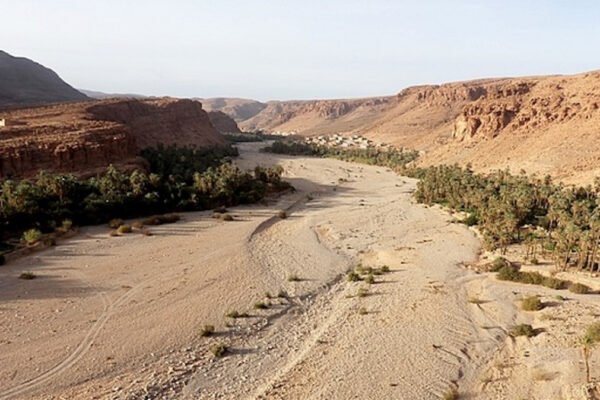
[530,258,539,265]
[117,224,133,234]
[222,214,234,221]
[264,292,272,299]
[226,310,239,318]
[277,289,288,298]
[364,274,375,284]
[358,307,367,315]
[19,272,36,280]
[287,273,300,282]
[569,283,590,294]
[583,322,600,345]
[380,265,390,273]
[521,296,543,311]
[132,221,144,229]
[357,287,369,298]
[554,295,566,301]
[346,271,361,282]
[490,257,510,272]
[22,229,42,245]
[199,325,215,337]
[254,301,269,310]
[60,219,73,231]
[510,323,536,337]
[214,206,227,213]
[108,218,124,229]
[468,297,485,305]
[306,194,314,201]
[443,387,459,400]
[210,343,227,357]
[278,210,287,219]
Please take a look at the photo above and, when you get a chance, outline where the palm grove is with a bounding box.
[265,140,600,273]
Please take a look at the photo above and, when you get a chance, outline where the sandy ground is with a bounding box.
[1,142,599,399]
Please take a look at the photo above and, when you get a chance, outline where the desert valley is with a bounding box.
[2,6,600,399]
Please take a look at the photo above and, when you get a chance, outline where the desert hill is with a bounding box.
[0,50,88,106]
[207,110,241,133]
[0,98,225,178]
[210,71,600,184]
[201,97,267,122]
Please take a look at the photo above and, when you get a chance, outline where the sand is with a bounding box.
[0,142,598,399]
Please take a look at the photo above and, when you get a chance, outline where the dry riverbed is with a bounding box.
[0,143,598,399]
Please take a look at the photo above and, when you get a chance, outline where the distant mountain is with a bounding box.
[200,97,267,122]
[80,89,148,99]
[0,50,88,106]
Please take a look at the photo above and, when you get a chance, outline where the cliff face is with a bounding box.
[207,111,241,133]
[212,70,600,183]
[0,98,225,178]
[0,50,88,106]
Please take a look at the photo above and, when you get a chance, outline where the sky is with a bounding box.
[2,0,600,101]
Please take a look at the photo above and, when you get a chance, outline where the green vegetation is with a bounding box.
[510,323,536,337]
[21,228,42,245]
[199,325,215,337]
[0,145,290,245]
[583,322,600,345]
[253,301,269,309]
[569,282,590,294]
[263,141,419,170]
[346,271,361,282]
[521,296,543,311]
[116,224,132,234]
[223,132,280,143]
[210,343,228,357]
[287,273,300,282]
[225,310,247,319]
[414,165,600,273]
[496,264,567,290]
[19,271,36,280]
[443,388,459,400]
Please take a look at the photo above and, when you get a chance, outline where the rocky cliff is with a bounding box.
[207,111,241,133]
[0,98,225,178]
[0,50,88,106]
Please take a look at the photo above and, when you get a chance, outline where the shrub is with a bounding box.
[443,388,459,400]
[358,307,367,315]
[365,274,375,284]
[496,265,521,281]
[226,310,247,318]
[22,229,42,245]
[199,325,215,337]
[521,296,543,311]
[117,224,132,234]
[60,219,73,231]
[277,289,288,298]
[109,218,125,229]
[132,221,144,229]
[569,283,590,294]
[278,210,287,219]
[510,324,536,337]
[357,287,369,297]
[583,322,600,345]
[380,265,390,273]
[287,274,300,282]
[222,214,234,221]
[541,276,565,290]
[210,343,227,357]
[346,271,361,282]
[254,301,269,309]
[19,272,36,280]
[490,257,510,272]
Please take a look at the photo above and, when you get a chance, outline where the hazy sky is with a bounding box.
[2,0,600,100]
